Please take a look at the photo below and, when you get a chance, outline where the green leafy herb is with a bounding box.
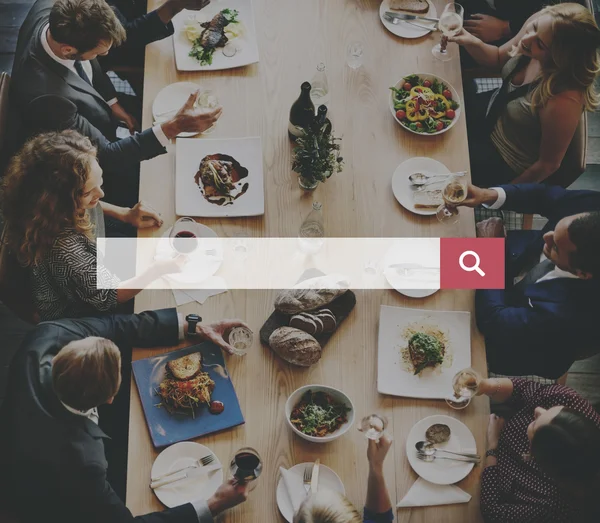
[290,391,351,437]
[431,79,442,94]
[189,42,216,66]
[292,122,343,185]
[222,8,239,23]
[409,332,445,375]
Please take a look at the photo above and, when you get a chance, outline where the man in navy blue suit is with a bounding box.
[460,183,600,379]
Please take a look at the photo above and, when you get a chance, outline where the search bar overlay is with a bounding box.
[97,237,505,290]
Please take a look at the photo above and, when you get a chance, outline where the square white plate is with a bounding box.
[377,305,471,399]
[172,1,259,71]
[176,137,265,217]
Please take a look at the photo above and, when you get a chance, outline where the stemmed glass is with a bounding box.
[436,172,468,225]
[432,3,464,62]
[195,90,219,134]
[229,447,262,491]
[445,368,482,409]
[358,414,388,441]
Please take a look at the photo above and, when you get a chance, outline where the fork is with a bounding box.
[416,453,480,464]
[303,465,313,495]
[151,454,215,482]
[384,14,437,31]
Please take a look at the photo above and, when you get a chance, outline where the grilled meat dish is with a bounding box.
[199,11,232,49]
[194,153,249,206]
[408,332,445,375]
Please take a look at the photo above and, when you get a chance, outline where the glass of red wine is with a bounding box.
[229,447,262,491]
[169,217,199,255]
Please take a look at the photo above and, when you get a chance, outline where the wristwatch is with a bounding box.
[485,449,498,459]
[185,314,202,336]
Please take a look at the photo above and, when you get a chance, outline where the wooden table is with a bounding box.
[128,1,489,521]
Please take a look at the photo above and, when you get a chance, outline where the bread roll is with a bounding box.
[268,327,322,366]
[274,275,348,314]
[390,0,429,14]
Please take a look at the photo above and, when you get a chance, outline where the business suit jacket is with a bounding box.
[11,0,165,173]
[476,184,600,379]
[2,308,199,523]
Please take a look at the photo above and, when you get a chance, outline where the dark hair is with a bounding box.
[49,0,126,53]
[568,211,600,277]
[531,408,600,485]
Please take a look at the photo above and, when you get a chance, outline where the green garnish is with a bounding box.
[290,391,351,437]
[409,332,445,375]
[189,43,216,66]
[222,8,239,23]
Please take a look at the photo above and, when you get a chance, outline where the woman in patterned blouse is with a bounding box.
[2,131,181,320]
[477,377,600,522]
[294,434,394,523]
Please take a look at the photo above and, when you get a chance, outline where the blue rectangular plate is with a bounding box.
[132,342,245,448]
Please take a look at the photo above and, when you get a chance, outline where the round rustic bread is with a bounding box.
[268,327,322,367]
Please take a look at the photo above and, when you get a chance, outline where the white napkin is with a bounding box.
[397,478,471,508]
[279,467,306,513]
[171,277,227,305]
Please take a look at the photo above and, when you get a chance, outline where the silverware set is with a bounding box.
[150,454,220,489]
[384,12,438,31]
[415,440,481,464]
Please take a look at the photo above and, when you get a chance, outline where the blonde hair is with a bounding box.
[294,491,362,523]
[52,337,121,411]
[513,3,600,112]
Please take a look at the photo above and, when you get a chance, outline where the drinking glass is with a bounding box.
[358,414,388,441]
[347,41,364,69]
[229,447,262,491]
[195,90,219,134]
[445,368,481,409]
[432,3,464,62]
[310,63,330,107]
[169,217,199,255]
[226,326,254,356]
[436,172,468,225]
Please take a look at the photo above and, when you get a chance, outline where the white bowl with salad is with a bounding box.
[389,74,461,136]
[285,385,355,443]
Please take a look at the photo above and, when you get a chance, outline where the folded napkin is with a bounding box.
[172,277,227,305]
[279,467,306,513]
[397,478,471,508]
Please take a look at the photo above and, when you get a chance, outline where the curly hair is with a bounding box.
[1,130,97,267]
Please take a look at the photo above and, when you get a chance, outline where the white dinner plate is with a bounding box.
[276,463,345,522]
[151,442,223,508]
[172,1,260,71]
[406,415,476,485]
[155,224,223,285]
[377,305,471,399]
[152,82,200,138]
[379,0,438,39]
[392,157,450,216]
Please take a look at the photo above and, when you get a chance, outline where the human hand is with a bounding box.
[476,217,505,238]
[207,479,249,517]
[152,254,188,278]
[460,184,499,208]
[198,320,251,355]
[162,90,223,138]
[159,0,210,23]
[111,102,139,135]
[367,433,393,472]
[125,201,163,229]
[446,27,480,47]
[175,0,210,11]
[464,14,511,43]
[486,414,505,450]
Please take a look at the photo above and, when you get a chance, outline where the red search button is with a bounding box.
[440,238,505,289]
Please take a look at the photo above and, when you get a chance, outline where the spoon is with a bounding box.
[409,171,466,186]
[416,441,480,460]
[416,453,480,464]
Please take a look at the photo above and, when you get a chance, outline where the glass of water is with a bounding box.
[195,90,219,134]
[347,41,364,69]
[226,326,253,356]
[310,63,330,107]
[358,414,388,441]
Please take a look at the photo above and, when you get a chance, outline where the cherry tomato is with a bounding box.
[415,122,423,129]
[443,89,452,100]
[403,82,412,91]
[435,121,445,131]
[396,109,407,120]
[446,109,456,120]
[423,80,432,88]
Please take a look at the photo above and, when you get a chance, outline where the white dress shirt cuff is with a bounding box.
[107,98,118,107]
[177,313,185,341]
[482,187,506,210]
[191,499,214,523]
[152,124,171,148]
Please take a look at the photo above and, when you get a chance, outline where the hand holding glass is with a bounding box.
[445,368,482,409]
[436,172,468,225]
[433,3,464,62]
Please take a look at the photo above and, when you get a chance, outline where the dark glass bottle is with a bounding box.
[288,82,315,141]
[313,104,332,135]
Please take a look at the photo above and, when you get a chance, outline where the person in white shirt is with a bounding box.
[458,182,600,379]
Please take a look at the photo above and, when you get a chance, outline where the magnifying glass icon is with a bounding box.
[459,250,486,277]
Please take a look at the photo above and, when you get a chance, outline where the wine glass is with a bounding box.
[226,326,254,356]
[358,414,388,441]
[436,172,468,225]
[169,217,199,255]
[347,41,364,69]
[445,368,481,409]
[229,447,262,491]
[432,3,464,62]
[195,90,219,134]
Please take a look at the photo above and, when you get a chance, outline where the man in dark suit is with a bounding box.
[460,183,600,379]
[2,308,248,523]
[11,0,221,206]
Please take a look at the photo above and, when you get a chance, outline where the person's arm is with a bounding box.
[91,61,119,102]
[99,201,163,229]
[364,435,394,523]
[511,94,583,184]
[477,378,514,404]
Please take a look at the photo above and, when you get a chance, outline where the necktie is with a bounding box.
[514,258,555,291]
[74,60,91,85]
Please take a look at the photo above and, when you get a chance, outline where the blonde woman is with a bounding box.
[294,435,393,523]
[2,130,181,321]
[449,3,600,187]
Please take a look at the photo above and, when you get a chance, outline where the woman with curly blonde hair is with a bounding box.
[449,2,600,187]
[294,435,393,523]
[2,130,179,320]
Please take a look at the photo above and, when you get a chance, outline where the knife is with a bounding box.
[310,459,320,494]
[150,463,222,489]
[384,14,438,31]
[385,11,439,23]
